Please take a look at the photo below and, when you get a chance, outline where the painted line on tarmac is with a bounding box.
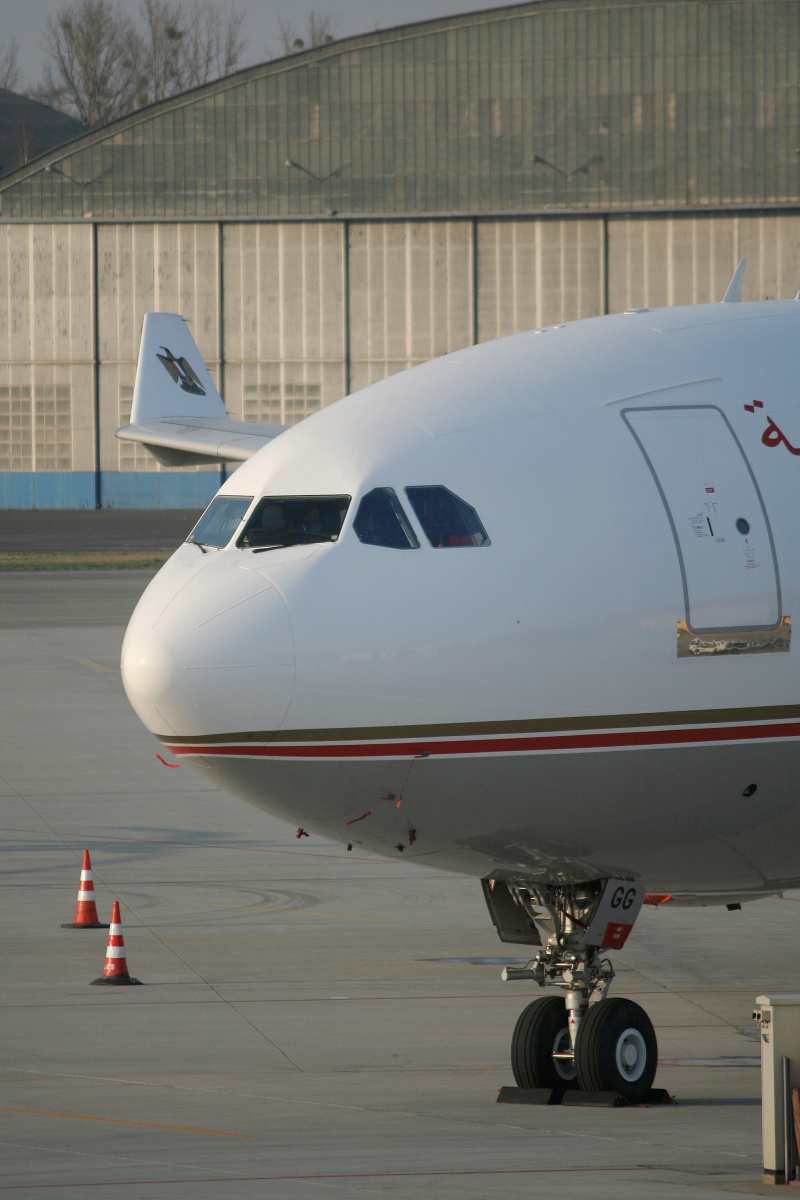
[0,987,766,1011]
[0,994,523,1010]
[0,1165,654,1190]
[1,1066,506,1084]
[0,1107,250,1138]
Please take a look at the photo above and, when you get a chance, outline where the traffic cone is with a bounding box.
[61,850,109,929]
[90,901,141,986]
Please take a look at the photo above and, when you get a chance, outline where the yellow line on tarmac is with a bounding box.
[75,658,114,673]
[0,1106,251,1138]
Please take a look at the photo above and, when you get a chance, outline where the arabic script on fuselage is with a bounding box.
[744,399,800,456]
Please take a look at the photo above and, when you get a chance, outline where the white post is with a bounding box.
[784,1057,794,1184]
[754,995,800,1183]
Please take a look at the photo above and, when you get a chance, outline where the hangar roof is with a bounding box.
[0,0,797,220]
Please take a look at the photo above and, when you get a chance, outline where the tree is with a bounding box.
[0,37,21,91]
[138,0,185,105]
[11,115,38,169]
[308,12,337,48]
[278,11,337,55]
[37,0,246,124]
[180,0,245,89]
[39,0,143,125]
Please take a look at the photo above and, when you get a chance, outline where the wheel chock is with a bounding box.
[496,1086,556,1105]
[497,1086,673,1107]
[562,1088,673,1107]
[561,1090,628,1107]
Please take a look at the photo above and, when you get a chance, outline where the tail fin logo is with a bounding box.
[156,346,206,396]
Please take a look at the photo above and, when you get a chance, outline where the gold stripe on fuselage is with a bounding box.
[158,702,800,746]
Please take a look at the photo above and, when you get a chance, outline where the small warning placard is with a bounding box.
[602,922,633,950]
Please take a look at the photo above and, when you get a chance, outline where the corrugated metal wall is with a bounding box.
[0,223,93,474]
[349,222,473,389]
[2,212,800,505]
[608,215,800,309]
[223,223,345,423]
[477,219,605,337]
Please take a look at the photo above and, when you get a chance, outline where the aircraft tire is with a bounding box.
[574,997,657,1102]
[510,996,577,1094]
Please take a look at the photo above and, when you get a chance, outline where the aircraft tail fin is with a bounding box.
[131,313,227,423]
[722,258,747,303]
[117,313,287,464]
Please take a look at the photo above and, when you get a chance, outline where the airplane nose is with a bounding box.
[121,555,295,737]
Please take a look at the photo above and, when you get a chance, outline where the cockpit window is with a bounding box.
[404,485,490,547]
[353,488,420,549]
[187,495,253,548]
[238,495,350,550]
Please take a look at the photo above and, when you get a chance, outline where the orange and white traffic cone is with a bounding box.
[61,850,109,929]
[90,901,141,986]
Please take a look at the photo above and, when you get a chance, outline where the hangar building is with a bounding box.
[0,0,798,506]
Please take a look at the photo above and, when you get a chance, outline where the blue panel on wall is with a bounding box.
[0,473,95,508]
[0,472,221,509]
[1,473,33,508]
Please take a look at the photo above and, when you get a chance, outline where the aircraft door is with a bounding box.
[623,405,781,632]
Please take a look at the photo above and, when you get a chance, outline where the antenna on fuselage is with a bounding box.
[722,258,747,303]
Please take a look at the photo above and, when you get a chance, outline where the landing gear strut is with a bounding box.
[483,877,657,1102]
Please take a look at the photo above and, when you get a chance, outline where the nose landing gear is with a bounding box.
[484,876,658,1103]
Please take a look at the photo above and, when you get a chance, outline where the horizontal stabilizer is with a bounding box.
[116,312,289,463]
[116,416,286,465]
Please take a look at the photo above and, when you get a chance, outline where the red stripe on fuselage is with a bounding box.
[163,719,800,759]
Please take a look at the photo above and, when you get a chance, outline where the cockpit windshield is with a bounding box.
[353,488,420,548]
[238,495,351,550]
[404,486,490,547]
[187,496,253,548]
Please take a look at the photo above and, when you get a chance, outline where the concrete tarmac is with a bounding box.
[0,570,796,1197]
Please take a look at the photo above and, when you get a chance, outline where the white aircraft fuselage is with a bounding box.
[121,300,800,903]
